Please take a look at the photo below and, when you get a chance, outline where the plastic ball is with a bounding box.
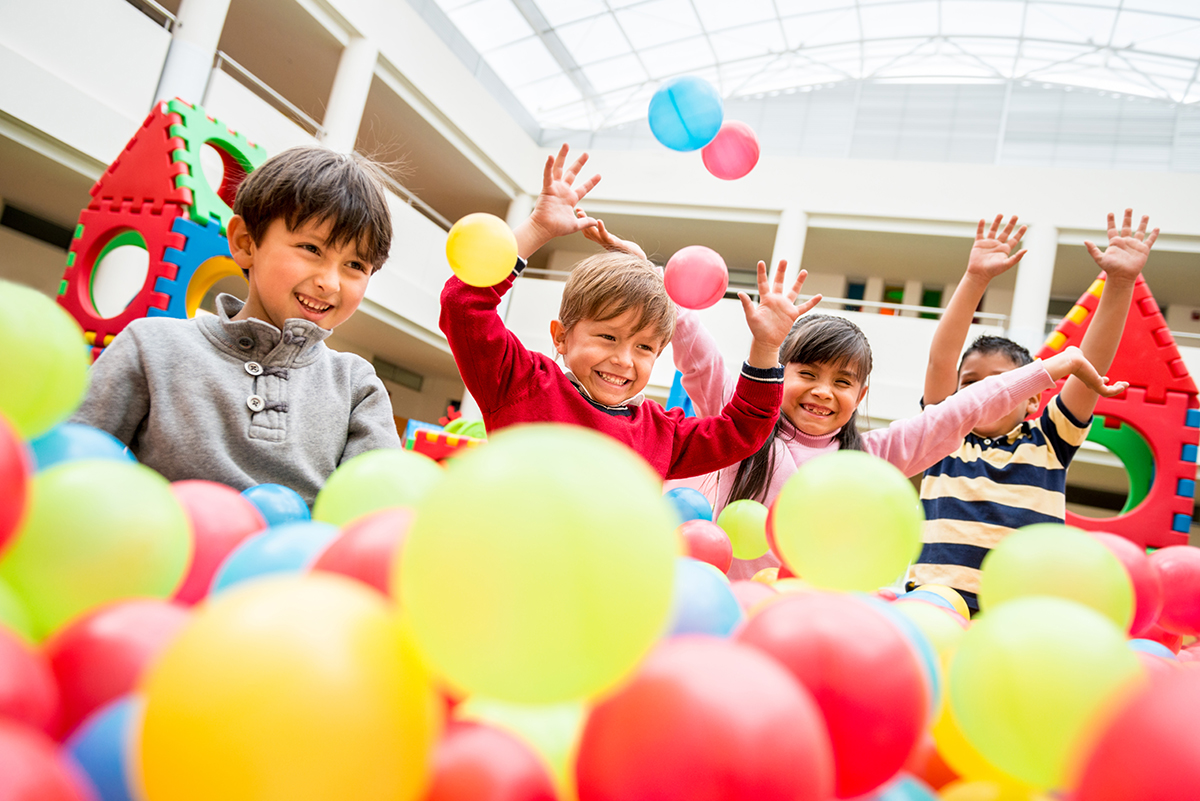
[29,423,133,471]
[44,599,190,740]
[1128,638,1177,660]
[64,696,140,801]
[1091,532,1162,637]
[0,578,34,643]
[0,460,191,640]
[663,245,729,310]
[729,579,776,614]
[1148,545,1200,636]
[575,637,834,801]
[401,424,678,704]
[900,589,961,616]
[717,498,770,560]
[647,76,724,152]
[701,120,760,180]
[446,213,519,288]
[666,557,743,638]
[676,519,733,573]
[0,279,89,439]
[140,574,441,801]
[0,412,31,557]
[771,451,923,592]
[424,720,557,801]
[0,625,58,734]
[910,584,971,619]
[454,697,584,799]
[736,591,930,799]
[0,719,96,801]
[170,480,267,605]
[312,507,414,597]
[210,521,339,595]
[240,483,310,527]
[312,448,441,526]
[663,486,713,522]
[949,597,1142,790]
[978,524,1133,630]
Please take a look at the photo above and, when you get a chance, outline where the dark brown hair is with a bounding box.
[728,314,873,503]
[558,252,676,346]
[234,146,393,271]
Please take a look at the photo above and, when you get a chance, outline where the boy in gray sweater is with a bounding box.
[73,146,402,504]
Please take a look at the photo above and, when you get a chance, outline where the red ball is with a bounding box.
[1092,532,1162,636]
[676,520,733,573]
[1073,666,1200,800]
[170,480,267,604]
[1141,620,1184,654]
[728,580,776,614]
[736,592,929,799]
[701,120,760,181]
[0,719,96,801]
[0,626,58,734]
[312,507,414,597]
[1149,546,1200,636]
[575,637,833,801]
[43,599,190,739]
[0,413,31,558]
[425,720,557,801]
[663,246,728,310]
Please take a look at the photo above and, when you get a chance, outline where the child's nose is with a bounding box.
[314,262,340,293]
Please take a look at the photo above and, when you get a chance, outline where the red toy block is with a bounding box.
[88,102,192,213]
[56,201,187,350]
[406,430,484,462]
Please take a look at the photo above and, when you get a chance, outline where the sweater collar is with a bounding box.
[202,294,332,367]
[563,370,646,409]
[780,414,841,448]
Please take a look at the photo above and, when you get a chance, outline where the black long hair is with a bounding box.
[727,314,873,503]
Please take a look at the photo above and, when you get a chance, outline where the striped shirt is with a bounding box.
[910,395,1091,610]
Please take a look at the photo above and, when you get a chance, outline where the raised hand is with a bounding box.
[1085,209,1158,284]
[526,144,601,243]
[741,260,822,368]
[1044,346,1129,398]
[966,214,1027,280]
[578,210,648,260]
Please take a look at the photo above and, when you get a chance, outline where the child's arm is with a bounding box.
[1057,209,1158,421]
[925,215,1027,406]
[69,327,150,445]
[342,371,404,460]
[513,145,601,259]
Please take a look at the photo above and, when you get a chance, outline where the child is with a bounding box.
[439,145,804,480]
[911,210,1158,611]
[73,146,402,505]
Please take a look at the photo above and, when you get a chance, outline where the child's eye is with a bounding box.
[598,333,616,341]
[637,343,655,352]
[348,261,368,273]
[300,243,320,254]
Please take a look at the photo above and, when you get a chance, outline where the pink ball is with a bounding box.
[1149,546,1200,636]
[312,507,414,598]
[701,121,760,180]
[1092,532,1163,637]
[170,480,267,605]
[663,246,728,310]
[677,519,733,573]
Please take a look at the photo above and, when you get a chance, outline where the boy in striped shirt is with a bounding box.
[910,210,1158,613]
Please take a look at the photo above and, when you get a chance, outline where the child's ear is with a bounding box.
[856,383,869,404]
[550,320,569,355]
[227,215,255,271]
[1025,395,1041,417]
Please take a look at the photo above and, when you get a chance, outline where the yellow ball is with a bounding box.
[915,583,971,619]
[313,448,443,527]
[716,499,769,560]
[140,574,440,801]
[445,213,519,287]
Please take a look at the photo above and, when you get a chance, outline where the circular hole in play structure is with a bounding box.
[200,141,249,208]
[198,272,250,316]
[90,231,149,319]
[200,143,226,199]
[1066,414,1151,520]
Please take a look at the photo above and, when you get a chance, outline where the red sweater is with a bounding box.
[440,269,783,480]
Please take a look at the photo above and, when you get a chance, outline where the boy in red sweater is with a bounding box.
[440,145,813,480]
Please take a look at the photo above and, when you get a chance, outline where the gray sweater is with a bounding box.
[72,294,402,505]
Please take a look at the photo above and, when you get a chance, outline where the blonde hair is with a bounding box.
[558,252,676,346]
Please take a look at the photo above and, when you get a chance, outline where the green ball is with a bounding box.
[0,578,34,643]
[0,459,191,639]
[978,523,1134,629]
[717,499,769,560]
[312,448,444,527]
[0,280,89,439]
[772,450,922,591]
[400,424,678,703]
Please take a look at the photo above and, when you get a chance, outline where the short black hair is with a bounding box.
[960,334,1033,372]
[234,146,392,271]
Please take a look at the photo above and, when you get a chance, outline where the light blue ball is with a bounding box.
[209,520,339,595]
[1129,637,1177,660]
[666,557,743,638]
[648,76,724,151]
[29,423,134,471]
[241,483,310,527]
[663,486,713,522]
[64,695,140,801]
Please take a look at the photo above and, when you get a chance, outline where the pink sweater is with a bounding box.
[671,311,1056,578]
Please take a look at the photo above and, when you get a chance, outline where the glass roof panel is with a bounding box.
[859,2,941,40]
[940,2,1025,38]
[436,0,532,50]
[533,0,609,27]
[708,22,788,62]
[639,38,715,80]
[556,14,631,65]
[692,0,779,29]
[615,0,703,50]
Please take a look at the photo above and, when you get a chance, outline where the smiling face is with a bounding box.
[551,309,665,406]
[781,360,869,437]
[229,215,373,331]
[958,350,1039,438]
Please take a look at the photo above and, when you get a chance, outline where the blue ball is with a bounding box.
[210,520,339,595]
[860,773,939,800]
[666,557,743,638]
[1129,638,1178,660]
[64,695,140,801]
[663,486,713,522]
[241,483,310,527]
[29,423,134,471]
[648,76,724,151]
[897,589,959,615]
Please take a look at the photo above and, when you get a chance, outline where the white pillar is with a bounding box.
[770,207,808,294]
[154,0,232,106]
[319,37,379,153]
[901,279,924,318]
[1006,223,1058,353]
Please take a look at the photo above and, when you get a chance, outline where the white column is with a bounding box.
[153,0,232,106]
[1006,223,1058,353]
[901,279,924,318]
[319,37,379,153]
[770,207,808,293]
